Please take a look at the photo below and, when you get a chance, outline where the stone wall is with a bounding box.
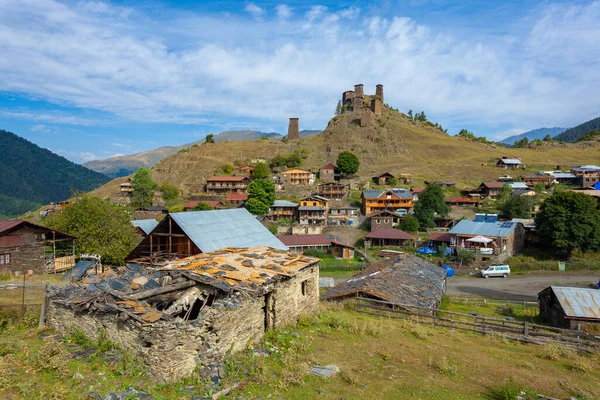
[371,98,382,116]
[292,225,323,235]
[354,84,364,98]
[133,211,162,220]
[269,266,319,328]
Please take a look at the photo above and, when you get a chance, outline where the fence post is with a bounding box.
[20,273,26,318]
[524,321,529,338]
[38,281,49,328]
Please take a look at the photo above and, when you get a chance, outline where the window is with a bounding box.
[0,253,10,265]
[301,281,308,295]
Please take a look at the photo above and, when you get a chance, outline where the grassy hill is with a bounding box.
[0,129,109,218]
[90,106,600,199]
[554,116,600,142]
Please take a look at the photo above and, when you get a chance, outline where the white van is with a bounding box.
[480,264,510,278]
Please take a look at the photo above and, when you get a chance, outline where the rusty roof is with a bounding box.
[365,228,413,240]
[544,286,600,319]
[206,176,249,182]
[0,220,75,240]
[482,181,505,189]
[429,232,452,242]
[226,192,248,201]
[161,246,319,288]
[322,253,446,308]
[446,196,479,204]
[320,163,336,170]
[278,234,331,246]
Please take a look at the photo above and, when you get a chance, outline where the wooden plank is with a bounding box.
[126,280,196,300]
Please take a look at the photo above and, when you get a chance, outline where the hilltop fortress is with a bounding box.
[341,84,384,127]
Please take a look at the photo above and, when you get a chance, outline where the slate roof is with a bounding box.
[271,200,298,208]
[362,189,413,199]
[365,228,413,240]
[541,286,600,319]
[321,253,446,309]
[169,209,287,252]
[449,219,520,238]
[132,219,159,235]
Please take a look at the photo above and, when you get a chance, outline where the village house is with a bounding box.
[205,176,250,194]
[361,189,413,216]
[133,206,168,220]
[428,232,452,249]
[448,214,525,259]
[322,253,446,311]
[0,220,76,274]
[522,174,554,189]
[226,192,248,206]
[373,172,395,185]
[364,228,414,248]
[570,165,600,187]
[132,219,158,237]
[538,286,600,330]
[183,200,228,211]
[508,182,528,192]
[397,174,412,184]
[445,196,480,208]
[235,165,254,177]
[278,234,356,259]
[46,247,319,383]
[319,163,340,182]
[543,171,577,185]
[424,180,456,188]
[369,209,403,230]
[299,195,329,226]
[127,209,287,264]
[328,206,360,226]
[473,181,505,199]
[496,157,523,169]
[316,182,350,200]
[267,200,298,222]
[281,168,314,185]
[410,187,424,201]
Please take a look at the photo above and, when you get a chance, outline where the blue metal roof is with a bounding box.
[170,209,287,253]
[271,200,298,208]
[572,165,600,172]
[549,286,600,319]
[509,182,528,189]
[449,219,519,238]
[132,219,159,235]
[549,172,576,179]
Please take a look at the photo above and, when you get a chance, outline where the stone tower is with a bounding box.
[288,118,299,140]
[371,98,382,116]
[352,84,364,112]
[354,84,364,98]
[376,84,384,103]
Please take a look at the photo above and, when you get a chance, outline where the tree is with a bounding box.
[497,184,512,203]
[281,136,288,143]
[543,134,553,142]
[160,182,179,202]
[387,177,398,186]
[534,182,545,194]
[335,100,342,115]
[336,151,360,176]
[500,195,533,220]
[252,162,269,179]
[535,191,600,255]
[46,195,138,265]
[413,185,450,228]
[131,167,157,206]
[204,133,215,144]
[246,179,275,215]
[221,164,234,175]
[192,202,214,211]
[399,215,419,233]
[407,109,413,119]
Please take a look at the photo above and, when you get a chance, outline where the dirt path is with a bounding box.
[447,271,600,301]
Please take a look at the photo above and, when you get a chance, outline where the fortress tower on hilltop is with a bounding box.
[340,84,384,126]
[287,117,300,140]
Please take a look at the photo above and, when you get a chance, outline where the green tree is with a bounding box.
[281,136,288,143]
[399,215,419,233]
[543,134,553,141]
[497,184,512,203]
[535,191,600,255]
[192,202,214,211]
[204,133,215,144]
[245,179,275,215]
[387,177,398,186]
[500,195,533,220]
[534,182,545,194]
[131,167,157,207]
[252,162,269,179]
[46,195,138,265]
[336,151,360,176]
[159,182,179,202]
[221,164,234,175]
[268,225,278,235]
[335,100,342,115]
[407,109,413,119]
[457,249,475,266]
[413,185,450,228]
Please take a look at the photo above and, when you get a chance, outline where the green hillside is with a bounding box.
[554,116,600,142]
[0,129,110,217]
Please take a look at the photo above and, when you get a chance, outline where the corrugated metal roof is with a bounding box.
[206,176,248,182]
[549,172,576,179]
[509,182,528,189]
[0,220,75,240]
[365,228,413,240]
[170,209,287,252]
[572,165,600,172]
[549,286,600,319]
[299,206,326,211]
[279,234,331,246]
[499,159,522,164]
[272,200,298,208]
[449,219,519,238]
[362,189,413,199]
[132,219,159,235]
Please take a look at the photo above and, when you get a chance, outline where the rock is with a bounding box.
[88,392,102,400]
[72,372,85,380]
[210,374,219,385]
[132,276,149,286]
[309,364,340,378]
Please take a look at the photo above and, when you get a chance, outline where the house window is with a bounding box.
[301,280,308,295]
[0,253,10,265]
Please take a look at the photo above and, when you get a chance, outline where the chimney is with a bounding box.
[287,118,299,140]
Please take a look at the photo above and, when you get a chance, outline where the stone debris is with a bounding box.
[88,388,152,400]
[72,372,85,380]
[309,364,340,378]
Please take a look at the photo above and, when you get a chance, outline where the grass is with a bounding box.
[506,248,600,272]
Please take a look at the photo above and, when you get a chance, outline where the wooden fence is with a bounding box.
[354,297,600,352]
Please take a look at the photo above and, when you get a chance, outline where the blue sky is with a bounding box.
[1,0,600,163]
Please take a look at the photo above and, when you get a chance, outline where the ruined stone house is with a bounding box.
[46,247,320,382]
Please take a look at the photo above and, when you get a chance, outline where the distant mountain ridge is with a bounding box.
[0,129,110,217]
[553,116,600,142]
[83,129,322,178]
[500,127,567,145]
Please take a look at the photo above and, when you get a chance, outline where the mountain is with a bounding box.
[0,129,110,218]
[83,129,322,178]
[500,127,567,146]
[554,116,600,142]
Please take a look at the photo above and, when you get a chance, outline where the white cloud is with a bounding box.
[56,149,100,162]
[30,124,50,132]
[244,3,265,18]
[275,4,292,19]
[0,0,599,136]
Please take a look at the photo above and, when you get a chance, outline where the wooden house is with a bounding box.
[281,169,314,185]
[319,163,339,182]
[235,165,254,177]
[278,234,355,259]
[477,181,505,198]
[496,157,523,169]
[205,176,250,194]
[539,286,600,330]
[267,200,298,222]
[361,189,413,216]
[445,196,479,208]
[327,206,360,226]
[369,210,403,230]
[316,182,350,200]
[522,174,554,189]
[226,192,248,206]
[364,228,414,248]
[298,195,329,226]
[373,172,395,185]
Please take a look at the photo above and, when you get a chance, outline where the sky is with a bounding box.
[1,0,600,163]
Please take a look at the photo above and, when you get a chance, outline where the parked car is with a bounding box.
[480,264,510,278]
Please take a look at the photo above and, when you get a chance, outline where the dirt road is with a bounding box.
[446,271,600,301]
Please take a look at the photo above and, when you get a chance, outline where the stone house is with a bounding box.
[205,176,250,194]
[319,163,339,182]
[46,247,320,383]
[369,210,403,230]
[445,196,480,208]
[538,286,600,330]
[133,206,168,220]
[327,206,360,226]
[226,192,248,206]
[235,165,254,177]
[570,165,600,187]
[0,220,75,274]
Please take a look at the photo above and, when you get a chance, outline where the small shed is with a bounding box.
[365,228,414,248]
[373,172,395,185]
[538,286,600,330]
